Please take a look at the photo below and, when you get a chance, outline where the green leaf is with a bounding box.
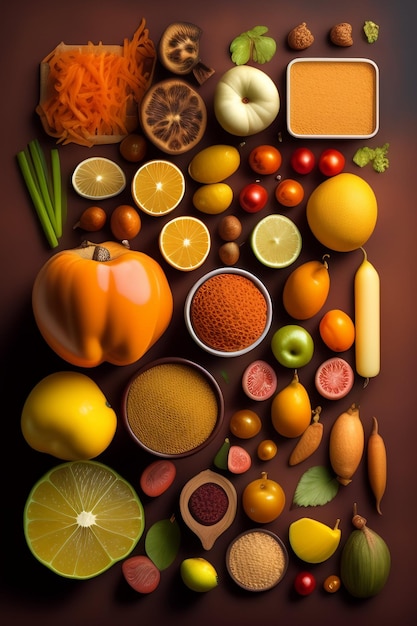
[293,466,339,507]
[230,26,276,65]
[145,517,181,570]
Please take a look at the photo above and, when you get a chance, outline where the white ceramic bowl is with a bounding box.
[184,267,273,358]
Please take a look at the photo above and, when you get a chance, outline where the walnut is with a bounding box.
[330,23,353,47]
[287,23,314,50]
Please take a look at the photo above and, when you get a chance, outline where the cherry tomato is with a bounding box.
[239,183,268,213]
[248,145,282,175]
[323,574,341,593]
[290,147,315,175]
[119,133,148,162]
[319,309,355,352]
[257,439,278,461]
[318,148,345,176]
[275,179,304,207]
[294,571,316,596]
[229,409,262,439]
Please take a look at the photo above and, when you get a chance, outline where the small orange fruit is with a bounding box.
[319,309,355,352]
[110,205,142,240]
[257,440,278,461]
[74,206,107,232]
[229,409,262,439]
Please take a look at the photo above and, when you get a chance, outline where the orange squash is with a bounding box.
[282,256,330,320]
[32,241,173,367]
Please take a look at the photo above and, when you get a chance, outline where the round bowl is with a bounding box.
[184,267,273,358]
[226,528,289,592]
[122,358,224,458]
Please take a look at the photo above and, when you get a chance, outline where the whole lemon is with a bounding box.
[193,183,234,214]
[306,173,377,252]
[188,145,240,183]
[21,372,117,460]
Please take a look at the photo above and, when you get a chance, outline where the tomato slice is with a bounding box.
[122,555,160,593]
[140,459,176,497]
[315,357,354,400]
[242,360,277,401]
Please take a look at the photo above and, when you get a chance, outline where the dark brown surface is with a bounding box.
[1,1,416,624]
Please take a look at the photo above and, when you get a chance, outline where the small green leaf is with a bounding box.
[230,25,276,65]
[293,465,339,507]
[145,517,181,570]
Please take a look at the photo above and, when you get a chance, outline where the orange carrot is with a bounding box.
[288,406,323,466]
[37,19,155,147]
[367,416,387,515]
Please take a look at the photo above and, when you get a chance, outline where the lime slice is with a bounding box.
[132,159,185,216]
[159,216,211,271]
[24,460,144,579]
[72,157,126,200]
[251,214,302,268]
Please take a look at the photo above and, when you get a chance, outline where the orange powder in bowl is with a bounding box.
[190,272,268,353]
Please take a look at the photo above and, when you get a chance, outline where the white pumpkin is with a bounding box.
[214,65,280,136]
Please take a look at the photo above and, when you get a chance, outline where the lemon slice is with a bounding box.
[132,159,185,216]
[72,157,126,200]
[251,214,302,268]
[24,460,144,579]
[159,216,210,271]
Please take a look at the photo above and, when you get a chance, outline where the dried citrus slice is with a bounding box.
[72,157,126,200]
[159,216,210,271]
[251,214,302,268]
[24,460,144,579]
[139,78,207,154]
[132,159,185,216]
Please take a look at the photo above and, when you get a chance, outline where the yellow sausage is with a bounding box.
[354,248,380,379]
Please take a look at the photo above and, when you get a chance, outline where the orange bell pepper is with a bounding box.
[32,241,173,367]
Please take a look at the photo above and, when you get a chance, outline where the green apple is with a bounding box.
[271,325,314,368]
[180,557,218,592]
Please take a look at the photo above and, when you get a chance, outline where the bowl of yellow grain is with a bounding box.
[226,529,289,592]
[184,267,273,358]
[122,358,224,458]
[286,58,379,139]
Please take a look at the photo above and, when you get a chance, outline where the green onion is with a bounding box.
[51,148,62,238]
[17,150,59,248]
[28,140,57,234]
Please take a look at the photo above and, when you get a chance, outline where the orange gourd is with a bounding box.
[32,241,173,367]
[283,256,330,320]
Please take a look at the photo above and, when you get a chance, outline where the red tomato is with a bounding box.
[239,183,268,213]
[318,149,345,176]
[294,571,316,596]
[248,145,282,175]
[290,147,315,174]
[275,179,304,207]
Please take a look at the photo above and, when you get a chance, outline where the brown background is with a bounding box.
[1,0,416,624]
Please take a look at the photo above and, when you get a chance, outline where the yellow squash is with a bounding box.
[289,517,341,563]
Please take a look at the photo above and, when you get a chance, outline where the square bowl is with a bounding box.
[286,57,379,139]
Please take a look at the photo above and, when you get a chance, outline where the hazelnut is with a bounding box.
[330,23,353,47]
[287,22,314,50]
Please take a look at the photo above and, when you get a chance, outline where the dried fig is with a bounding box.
[159,22,215,84]
[287,23,314,50]
[330,23,353,47]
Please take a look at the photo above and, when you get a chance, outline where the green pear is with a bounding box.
[180,557,218,592]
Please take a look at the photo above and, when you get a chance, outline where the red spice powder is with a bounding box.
[188,482,229,526]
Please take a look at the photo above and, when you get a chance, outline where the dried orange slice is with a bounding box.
[139,79,207,154]
[132,160,185,216]
[159,216,210,271]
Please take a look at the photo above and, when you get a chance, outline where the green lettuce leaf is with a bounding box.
[293,465,339,507]
[230,26,276,65]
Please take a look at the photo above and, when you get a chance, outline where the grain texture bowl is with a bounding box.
[184,267,273,358]
[286,57,379,139]
[122,358,224,458]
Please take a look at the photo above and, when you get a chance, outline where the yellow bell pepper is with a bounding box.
[32,241,173,367]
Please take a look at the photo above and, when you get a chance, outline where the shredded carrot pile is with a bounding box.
[37,19,155,147]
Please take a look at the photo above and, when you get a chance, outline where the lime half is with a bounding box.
[251,214,302,268]
[24,460,144,579]
[72,157,126,200]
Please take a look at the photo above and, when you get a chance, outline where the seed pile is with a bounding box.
[190,273,268,352]
[228,530,287,591]
[188,482,229,526]
[125,363,218,455]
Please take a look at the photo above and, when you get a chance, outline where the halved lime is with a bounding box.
[24,460,144,579]
[72,157,126,200]
[251,214,302,268]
